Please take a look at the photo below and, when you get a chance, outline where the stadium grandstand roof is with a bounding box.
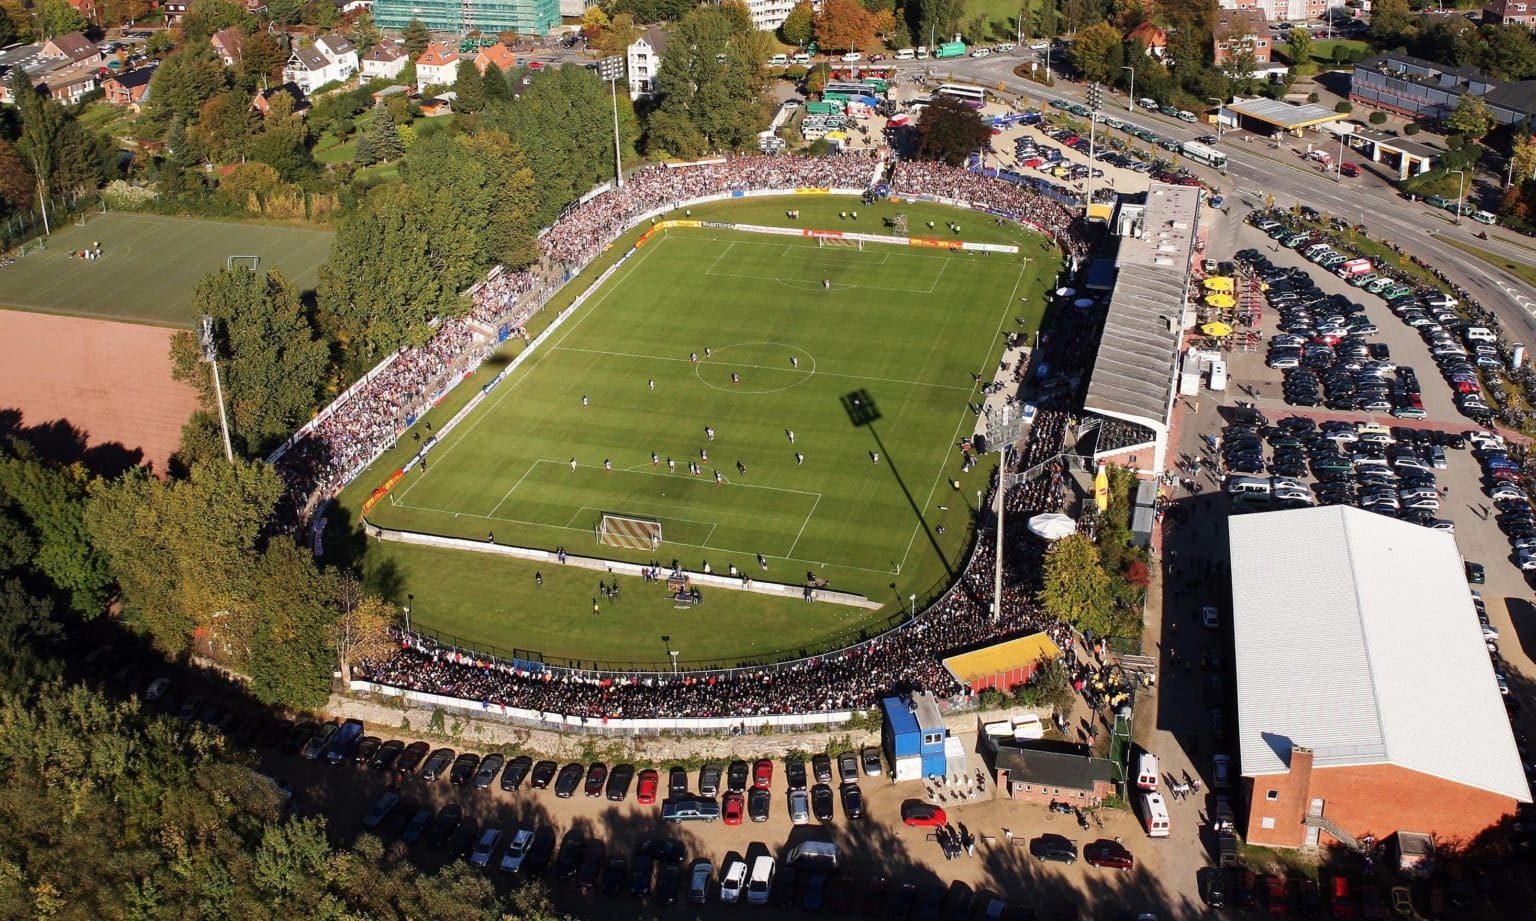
[1229,506,1529,802]
[1082,183,1197,432]
[942,633,1062,684]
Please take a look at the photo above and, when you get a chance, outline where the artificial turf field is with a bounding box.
[349,197,1059,667]
[0,212,332,327]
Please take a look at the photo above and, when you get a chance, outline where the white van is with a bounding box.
[1141,792,1171,838]
[769,53,789,66]
[746,855,775,905]
[1465,326,1497,344]
[916,46,929,59]
[895,48,916,60]
[1225,475,1272,495]
[1471,210,1497,225]
[791,52,811,65]
[1136,752,1159,791]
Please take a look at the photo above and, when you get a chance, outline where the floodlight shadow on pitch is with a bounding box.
[841,389,880,427]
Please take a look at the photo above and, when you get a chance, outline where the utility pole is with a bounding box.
[199,315,235,462]
[598,56,626,188]
[1451,169,1467,225]
[1085,82,1102,217]
[1209,96,1225,141]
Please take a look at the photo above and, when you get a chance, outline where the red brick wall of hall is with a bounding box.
[1248,762,1520,849]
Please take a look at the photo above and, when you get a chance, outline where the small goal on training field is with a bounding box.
[226,254,261,270]
[596,513,663,550]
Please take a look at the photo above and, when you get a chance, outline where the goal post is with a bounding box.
[597,512,663,550]
[817,236,862,251]
[226,255,261,270]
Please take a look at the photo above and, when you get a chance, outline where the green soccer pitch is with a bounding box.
[0,212,333,327]
[347,198,1060,667]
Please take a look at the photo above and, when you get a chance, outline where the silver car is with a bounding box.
[787,789,810,825]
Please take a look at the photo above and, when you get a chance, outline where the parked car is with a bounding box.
[1029,834,1078,864]
[637,769,659,804]
[584,762,608,797]
[811,783,835,821]
[902,801,947,827]
[720,857,749,904]
[472,753,504,789]
[420,747,454,782]
[606,763,635,801]
[554,763,584,798]
[499,828,535,873]
[469,827,502,868]
[1084,839,1134,870]
[530,759,557,789]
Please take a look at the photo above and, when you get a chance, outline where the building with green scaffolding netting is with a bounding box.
[373,0,560,38]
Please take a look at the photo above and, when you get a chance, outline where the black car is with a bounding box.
[606,763,635,801]
[473,753,504,789]
[426,804,462,849]
[812,753,833,785]
[727,760,749,793]
[840,783,865,819]
[699,763,722,797]
[501,755,533,791]
[639,837,688,864]
[668,765,689,798]
[1030,833,1078,864]
[370,739,405,772]
[655,861,682,906]
[530,759,558,789]
[353,736,382,766]
[524,825,557,876]
[748,787,771,822]
[601,857,628,896]
[811,783,835,822]
[449,752,480,786]
[628,854,655,897]
[773,865,799,909]
[420,748,454,782]
[554,762,584,798]
[785,758,808,791]
[553,833,585,879]
[449,819,479,860]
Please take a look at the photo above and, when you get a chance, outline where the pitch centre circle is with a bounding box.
[694,342,816,394]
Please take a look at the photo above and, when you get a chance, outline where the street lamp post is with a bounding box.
[669,650,680,674]
[1085,83,1102,217]
[1208,96,1225,142]
[199,315,235,462]
[596,56,625,188]
[1451,169,1467,224]
[1122,65,1135,113]
[404,593,413,634]
[1336,131,1346,182]
[909,593,916,616]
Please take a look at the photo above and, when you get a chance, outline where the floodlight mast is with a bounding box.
[200,315,235,463]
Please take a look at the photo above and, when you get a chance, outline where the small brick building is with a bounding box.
[986,737,1116,806]
[1230,508,1529,851]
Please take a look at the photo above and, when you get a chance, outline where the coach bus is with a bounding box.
[935,83,986,108]
[824,81,883,100]
[1179,141,1227,171]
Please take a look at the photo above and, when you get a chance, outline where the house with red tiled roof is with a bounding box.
[39,32,100,66]
[414,43,460,93]
[1126,21,1168,59]
[210,27,245,68]
[103,65,157,108]
[474,42,517,74]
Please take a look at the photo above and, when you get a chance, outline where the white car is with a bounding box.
[1029,40,1050,50]
[747,855,776,905]
[841,51,862,62]
[719,857,749,904]
[1517,551,1536,572]
[1212,753,1232,790]
[970,48,990,57]
[499,828,534,873]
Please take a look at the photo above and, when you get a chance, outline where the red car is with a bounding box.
[1331,876,1355,920]
[752,758,773,790]
[1340,163,1360,177]
[722,791,744,826]
[636,769,659,805]
[1265,874,1288,916]
[900,801,947,827]
[1083,839,1134,870]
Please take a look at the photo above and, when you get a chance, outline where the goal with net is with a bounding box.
[226,255,261,270]
[596,513,663,550]
[817,236,862,250]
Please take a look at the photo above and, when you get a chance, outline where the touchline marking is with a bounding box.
[551,346,973,392]
[704,240,737,275]
[785,493,822,560]
[486,458,547,519]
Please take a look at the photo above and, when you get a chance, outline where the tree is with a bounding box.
[0,138,34,215]
[1028,657,1076,717]
[247,91,316,181]
[266,0,303,24]
[358,111,403,164]
[248,541,337,708]
[914,95,989,165]
[329,576,396,686]
[9,68,108,212]
[1069,22,1120,85]
[192,90,255,163]
[593,11,642,57]
[180,0,252,43]
[171,268,329,456]
[1512,133,1536,185]
[36,0,87,37]
[1223,42,1260,96]
[453,58,486,114]
[0,446,112,617]
[347,9,381,51]
[1283,26,1312,66]
[1370,0,1412,46]
[1039,533,1116,638]
[241,29,290,85]
[646,6,771,158]
[1369,110,1387,125]
[1480,23,1536,82]
[1447,94,1493,139]
[147,46,230,124]
[816,0,875,52]
[0,0,34,45]
[780,1,814,46]
[403,17,431,58]
[917,0,962,47]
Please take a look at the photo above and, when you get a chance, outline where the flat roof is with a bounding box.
[1229,507,1529,802]
[1226,96,1346,130]
[942,632,1062,682]
[880,696,919,735]
[1352,128,1440,161]
[1082,183,1197,431]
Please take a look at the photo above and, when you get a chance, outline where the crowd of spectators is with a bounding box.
[889,161,1089,261]
[541,154,883,269]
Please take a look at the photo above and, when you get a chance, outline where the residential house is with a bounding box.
[360,41,408,81]
[626,27,666,100]
[1126,21,1168,59]
[252,82,311,116]
[1213,8,1271,68]
[474,42,517,75]
[163,1,190,21]
[102,66,157,107]
[282,32,357,94]
[1484,0,1536,29]
[414,43,460,94]
[742,0,816,31]
[1219,0,1334,19]
[65,0,100,22]
[210,27,245,68]
[985,738,1118,806]
[39,32,101,66]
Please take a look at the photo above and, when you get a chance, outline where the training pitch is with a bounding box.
[1,212,333,327]
[352,198,1058,664]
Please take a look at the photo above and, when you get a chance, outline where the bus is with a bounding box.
[824,81,881,99]
[1180,141,1227,170]
[935,83,986,108]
